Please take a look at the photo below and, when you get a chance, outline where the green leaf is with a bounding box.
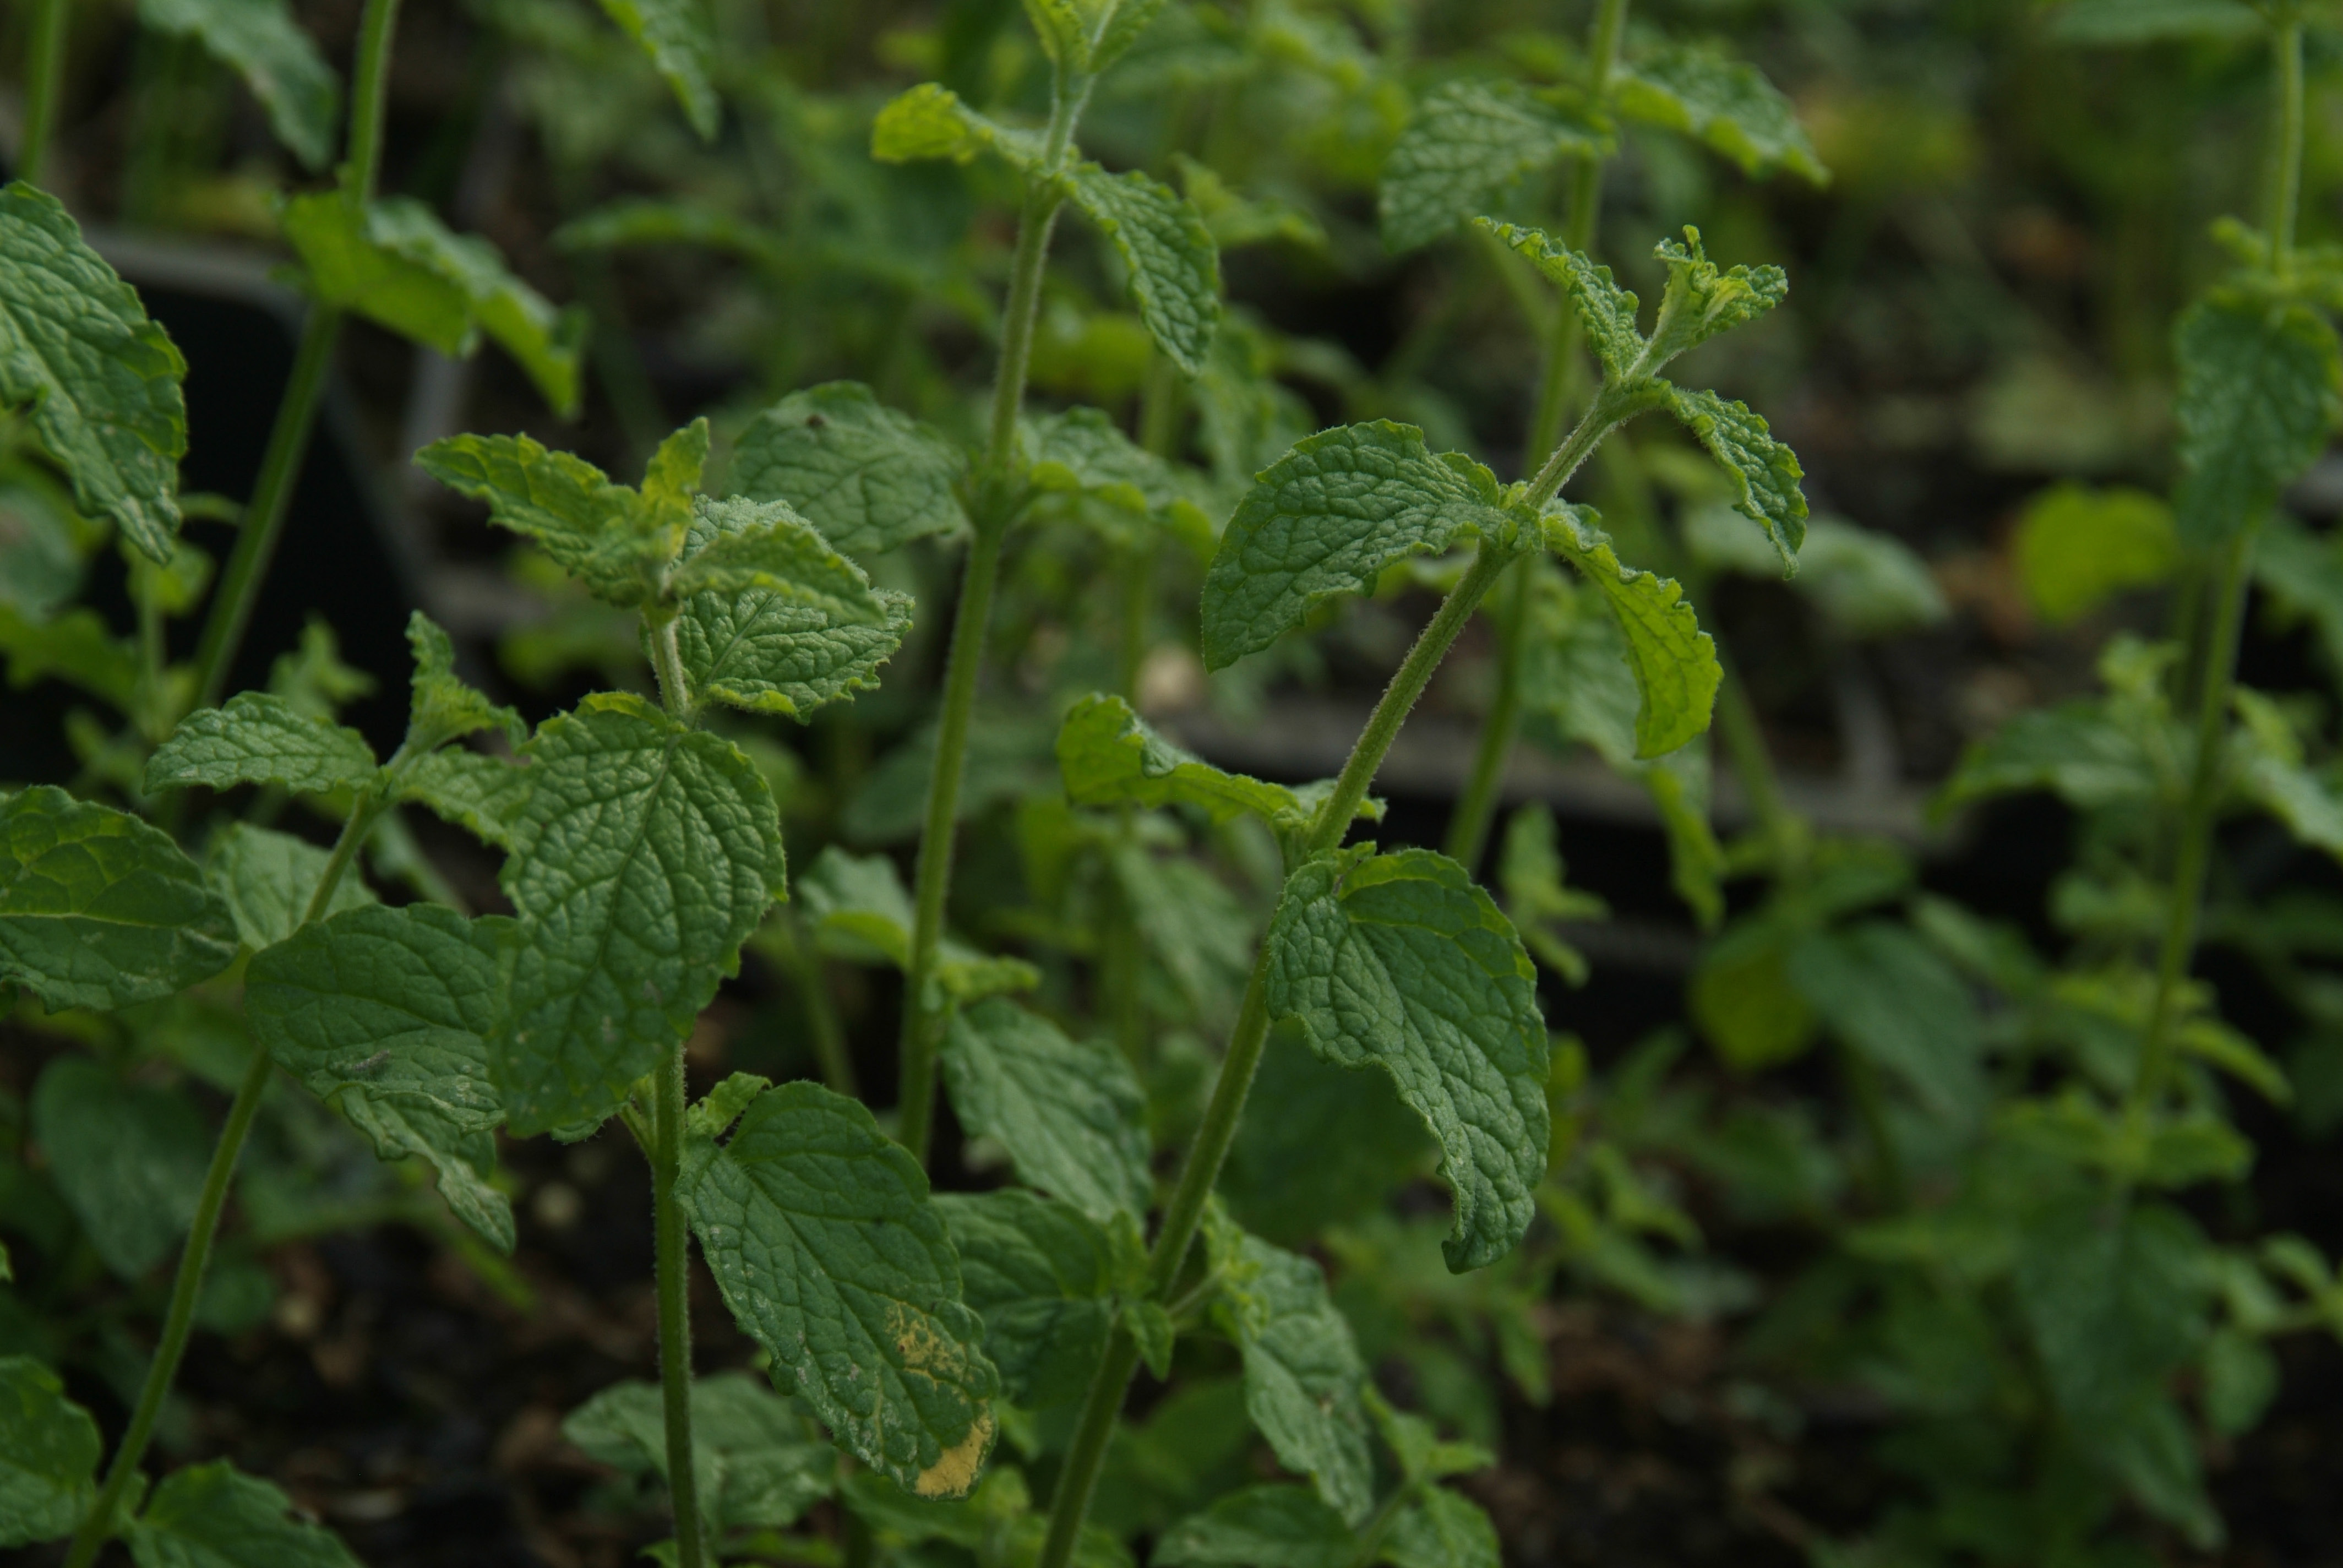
[1201,422,1513,670]
[795,847,1040,1004]
[1154,1484,1353,1568]
[672,497,914,719]
[0,1355,100,1547]
[394,748,530,850]
[145,692,378,796]
[1108,845,1254,1016]
[2047,0,2263,43]
[1537,504,1718,758]
[0,183,188,563]
[0,787,237,1011]
[871,84,1048,171]
[416,422,705,606]
[934,1189,1118,1408]
[2172,292,2343,548]
[1385,1488,1501,1568]
[1614,46,1828,184]
[564,1374,836,1531]
[31,1055,210,1278]
[1644,228,1790,367]
[1664,385,1806,572]
[247,902,516,1251]
[1026,407,1207,532]
[728,382,968,555]
[401,610,522,756]
[2203,1327,2279,1439]
[204,822,379,951]
[2014,1198,2211,1432]
[1127,1299,1175,1379]
[1220,1028,1432,1244]
[124,1460,362,1568]
[281,194,585,414]
[674,1081,998,1498]
[0,606,141,712]
[1787,922,1985,1125]
[2011,484,2177,627]
[1262,847,1549,1271]
[1065,165,1222,375]
[1056,692,1311,825]
[1938,701,2159,812]
[1380,80,1609,255]
[493,693,784,1133]
[1476,220,1643,383]
[1205,1211,1375,1523]
[941,997,1152,1223]
[595,0,718,139]
[1366,1390,1492,1484]
[136,0,339,169]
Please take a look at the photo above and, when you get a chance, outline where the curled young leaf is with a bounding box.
[401,609,523,756]
[1664,386,1806,573]
[1476,220,1644,384]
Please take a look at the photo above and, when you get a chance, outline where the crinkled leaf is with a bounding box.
[124,1460,363,1568]
[1538,504,1718,757]
[0,1355,100,1547]
[674,1081,998,1498]
[871,84,1048,171]
[493,693,784,1133]
[395,748,530,850]
[204,822,378,951]
[402,610,522,755]
[1385,1488,1501,1568]
[2172,293,2343,549]
[595,0,718,139]
[1380,81,1608,255]
[137,0,339,169]
[1664,385,1805,572]
[1056,693,1308,825]
[0,787,237,1011]
[146,692,378,796]
[1201,422,1513,669]
[1154,1485,1353,1568]
[0,183,187,562]
[1645,228,1789,366]
[934,1189,1118,1408]
[563,1374,836,1532]
[31,1055,210,1279]
[1065,164,1222,374]
[1787,921,1985,1126]
[941,997,1152,1223]
[1476,220,1642,382]
[1615,46,1827,184]
[728,382,968,554]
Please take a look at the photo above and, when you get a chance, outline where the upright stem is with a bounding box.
[64,798,377,1568]
[1712,641,1802,870]
[2270,16,2304,277]
[1443,558,1532,868]
[651,1041,706,1568]
[17,0,70,186]
[340,0,404,202]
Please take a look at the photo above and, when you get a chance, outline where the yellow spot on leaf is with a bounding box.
[915,1410,993,1499]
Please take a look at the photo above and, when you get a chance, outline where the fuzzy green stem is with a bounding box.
[651,1041,706,1568]
[17,0,70,186]
[1443,557,1533,867]
[340,0,404,202]
[2270,17,2304,276]
[648,611,691,719]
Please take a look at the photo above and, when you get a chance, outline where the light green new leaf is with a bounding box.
[1538,504,1719,758]
[1385,1488,1501,1568]
[1154,1485,1354,1568]
[934,1189,1119,1409]
[1644,228,1789,366]
[1205,1211,1375,1523]
[871,84,1049,171]
[1380,80,1609,255]
[146,692,378,796]
[0,1355,98,1547]
[2047,0,2262,43]
[415,422,705,607]
[675,1081,999,1498]
[1056,693,1308,824]
[1065,164,1222,374]
[1665,385,1806,572]
[2006,483,2176,627]
[125,1461,363,1568]
[1201,422,1513,669]
[795,847,1040,1003]
[1615,47,1828,184]
[494,693,783,1133]
[0,787,238,1011]
[1476,220,1643,383]
[247,902,516,1251]
[31,1055,210,1279]
[596,0,718,139]
[728,383,968,554]
[1263,847,1548,1271]
[401,610,522,756]
[942,997,1152,1223]
[138,0,339,169]
[2172,293,2343,549]
[564,1374,836,1532]
[205,822,378,951]
[395,748,530,850]
[0,184,188,562]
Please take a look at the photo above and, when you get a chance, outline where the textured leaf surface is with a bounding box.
[934,1190,1118,1408]
[1263,848,1548,1271]
[31,1055,210,1278]
[1665,386,1805,571]
[0,184,187,562]
[1380,80,1607,254]
[0,788,237,1011]
[1478,221,1643,382]
[871,84,1048,170]
[146,693,377,796]
[401,610,522,756]
[494,694,783,1133]
[1154,1484,1353,1568]
[2173,294,2343,548]
[205,823,378,951]
[675,1081,998,1497]
[729,382,967,554]
[1539,506,1718,757]
[138,0,339,168]
[563,1374,836,1531]
[1202,423,1512,669]
[1645,229,1789,366]
[595,0,717,138]
[1056,693,1306,824]
[395,749,531,850]
[1386,1488,1501,1568]
[0,1355,100,1547]
[1615,47,1827,183]
[125,1461,362,1568]
[674,497,913,718]
[1066,165,1222,374]
[941,998,1152,1223]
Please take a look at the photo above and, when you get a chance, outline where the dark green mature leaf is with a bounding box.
[673,497,913,719]
[1221,1030,1431,1244]
[595,0,717,138]
[1201,422,1513,669]
[494,693,784,1133]
[248,902,515,1250]
[1788,922,1985,1125]
[31,1055,210,1279]
[1615,46,1828,184]
[2014,1199,2211,1431]
[0,183,188,562]
[1478,220,1643,382]
[1538,505,1718,757]
[1154,1484,1353,1568]
[124,1461,362,1568]
[934,1189,1119,1408]
[564,1374,837,1532]
[145,692,378,796]
[1108,846,1254,1016]
[871,84,1049,171]
[1065,165,1222,374]
[1205,1210,1374,1523]
[1381,80,1608,255]
[941,997,1152,1223]
[0,787,237,1011]
[204,823,378,952]
[2172,293,2343,548]
[1664,386,1805,572]
[1263,847,1549,1271]
[1056,693,1308,824]
[0,1355,100,1547]
[1385,1488,1501,1568]
[1026,407,1203,529]
[137,0,339,169]
[675,1081,998,1498]
[2047,0,2262,42]
[729,383,968,554]
[401,611,522,756]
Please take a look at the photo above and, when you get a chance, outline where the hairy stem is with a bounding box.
[17,0,70,186]
[648,611,691,718]
[651,1041,706,1568]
